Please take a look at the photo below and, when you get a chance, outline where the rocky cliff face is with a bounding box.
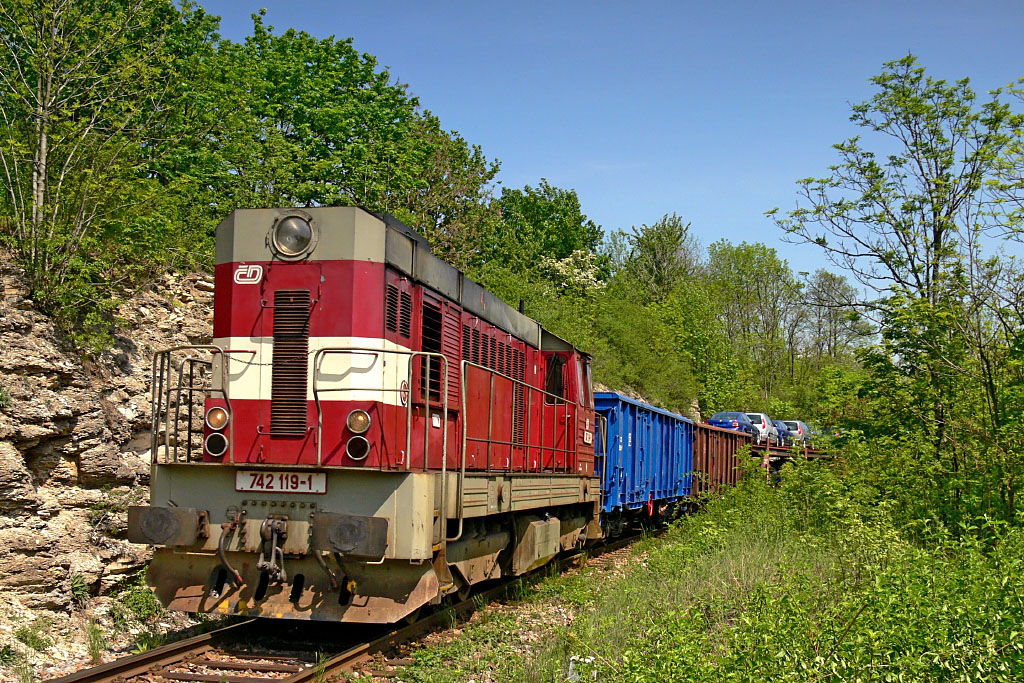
[0,254,213,672]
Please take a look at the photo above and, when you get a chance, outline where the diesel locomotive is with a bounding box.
[128,207,604,623]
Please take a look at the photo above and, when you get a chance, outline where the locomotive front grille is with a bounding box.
[271,289,311,436]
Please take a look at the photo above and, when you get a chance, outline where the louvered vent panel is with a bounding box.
[421,300,443,402]
[399,291,412,337]
[513,348,525,445]
[386,284,399,333]
[443,307,461,405]
[271,290,310,436]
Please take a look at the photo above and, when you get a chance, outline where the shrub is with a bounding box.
[70,573,90,606]
[0,644,18,665]
[86,620,108,664]
[14,624,51,652]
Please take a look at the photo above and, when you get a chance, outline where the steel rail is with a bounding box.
[46,619,257,683]
[47,535,647,683]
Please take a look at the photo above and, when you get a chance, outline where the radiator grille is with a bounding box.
[386,284,399,333]
[399,291,412,338]
[421,299,443,402]
[271,289,310,436]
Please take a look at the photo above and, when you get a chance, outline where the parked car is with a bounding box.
[772,420,794,447]
[782,420,813,447]
[745,412,778,445]
[707,411,756,437]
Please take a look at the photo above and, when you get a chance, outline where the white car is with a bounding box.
[745,412,779,445]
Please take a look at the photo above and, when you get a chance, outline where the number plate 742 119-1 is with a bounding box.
[235,471,327,494]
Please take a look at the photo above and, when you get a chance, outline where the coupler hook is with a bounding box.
[257,516,288,582]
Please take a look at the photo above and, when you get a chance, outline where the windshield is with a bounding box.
[711,412,743,420]
[746,413,762,424]
[784,421,799,430]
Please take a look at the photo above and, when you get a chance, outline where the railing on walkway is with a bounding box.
[151,344,242,464]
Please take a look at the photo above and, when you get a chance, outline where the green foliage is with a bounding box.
[775,55,1024,525]
[15,621,51,652]
[399,456,1024,682]
[130,630,166,654]
[0,645,17,665]
[0,386,10,409]
[401,608,527,682]
[487,179,602,271]
[88,486,144,528]
[0,0,218,348]
[69,572,90,606]
[86,620,108,664]
[110,571,161,628]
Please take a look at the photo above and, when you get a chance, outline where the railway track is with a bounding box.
[48,535,642,683]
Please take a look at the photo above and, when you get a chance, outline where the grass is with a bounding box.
[0,645,18,665]
[88,486,146,527]
[70,572,90,606]
[110,570,162,630]
[15,620,52,652]
[0,385,11,409]
[401,458,1024,682]
[401,607,527,682]
[86,620,109,664]
[131,631,166,655]
[13,659,33,683]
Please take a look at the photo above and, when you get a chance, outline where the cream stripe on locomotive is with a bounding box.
[211,336,416,406]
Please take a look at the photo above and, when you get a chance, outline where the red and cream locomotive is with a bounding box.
[129,207,600,622]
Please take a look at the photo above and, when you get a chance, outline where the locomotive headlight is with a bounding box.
[346,436,370,461]
[205,432,228,457]
[346,409,371,434]
[272,215,314,258]
[206,407,229,430]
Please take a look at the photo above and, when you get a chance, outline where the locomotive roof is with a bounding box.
[216,206,583,355]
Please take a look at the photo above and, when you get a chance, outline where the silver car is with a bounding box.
[783,420,813,447]
[745,412,779,445]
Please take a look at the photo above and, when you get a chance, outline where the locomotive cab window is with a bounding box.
[544,354,565,404]
[582,358,594,408]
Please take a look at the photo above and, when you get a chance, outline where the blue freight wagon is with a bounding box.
[594,392,694,534]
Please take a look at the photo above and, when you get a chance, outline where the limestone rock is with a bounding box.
[0,252,212,634]
[0,441,39,514]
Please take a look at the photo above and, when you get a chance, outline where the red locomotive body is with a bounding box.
[131,207,600,622]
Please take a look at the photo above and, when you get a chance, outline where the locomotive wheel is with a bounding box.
[402,605,423,625]
[456,580,473,602]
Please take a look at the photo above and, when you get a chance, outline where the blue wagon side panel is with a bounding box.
[594,392,694,514]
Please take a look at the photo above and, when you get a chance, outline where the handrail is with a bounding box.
[312,346,449,559]
[150,344,232,465]
[450,359,582,542]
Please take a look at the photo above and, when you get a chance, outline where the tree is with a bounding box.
[390,113,500,268]
[610,213,700,302]
[0,0,216,340]
[706,240,800,398]
[772,55,1024,521]
[803,269,868,362]
[488,179,602,270]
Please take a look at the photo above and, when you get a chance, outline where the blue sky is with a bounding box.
[199,0,1024,276]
